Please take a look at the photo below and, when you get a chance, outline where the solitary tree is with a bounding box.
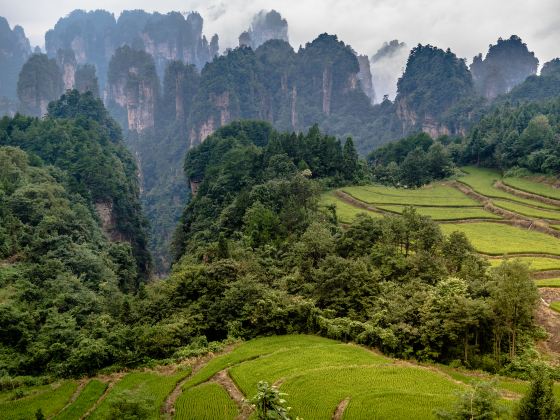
[249,381,293,419]
[436,381,502,419]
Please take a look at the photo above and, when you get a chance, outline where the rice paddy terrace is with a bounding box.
[2,335,559,420]
[321,167,560,352]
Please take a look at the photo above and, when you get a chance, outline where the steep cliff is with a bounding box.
[56,49,77,90]
[45,9,218,90]
[106,46,159,132]
[45,10,116,88]
[470,35,538,99]
[189,34,375,148]
[357,54,375,104]
[17,53,64,116]
[395,44,475,136]
[0,17,31,100]
[238,10,289,49]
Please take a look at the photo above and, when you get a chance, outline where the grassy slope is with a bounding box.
[0,381,77,420]
[494,199,560,220]
[458,167,559,209]
[503,177,560,200]
[88,369,191,420]
[175,383,238,420]
[320,191,381,223]
[377,204,499,220]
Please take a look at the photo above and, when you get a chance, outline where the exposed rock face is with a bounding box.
[395,44,474,137]
[45,10,115,88]
[239,10,289,49]
[45,9,219,90]
[370,40,408,102]
[322,66,332,115]
[17,53,64,116]
[95,200,122,241]
[189,34,366,148]
[357,55,375,103]
[470,35,538,99]
[56,49,77,90]
[106,46,158,132]
[0,17,31,100]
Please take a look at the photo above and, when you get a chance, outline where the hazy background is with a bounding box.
[1,0,559,64]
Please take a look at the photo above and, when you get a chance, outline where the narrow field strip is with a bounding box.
[503,177,560,201]
[54,380,107,420]
[175,382,238,420]
[536,278,560,287]
[88,369,190,419]
[440,222,560,256]
[488,256,560,272]
[494,199,560,221]
[342,184,479,207]
[376,204,500,221]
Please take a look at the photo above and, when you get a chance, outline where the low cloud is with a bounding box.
[2,0,559,65]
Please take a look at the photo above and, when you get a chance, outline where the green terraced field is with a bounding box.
[175,383,238,420]
[493,199,560,220]
[458,167,558,209]
[229,342,388,395]
[440,222,560,256]
[535,278,560,287]
[488,257,560,271]
[88,369,190,419]
[182,335,338,390]
[54,380,107,420]
[377,204,499,220]
[0,381,77,420]
[550,302,560,313]
[320,192,381,223]
[342,184,478,207]
[503,177,560,200]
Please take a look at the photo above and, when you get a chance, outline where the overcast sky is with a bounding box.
[1,0,559,64]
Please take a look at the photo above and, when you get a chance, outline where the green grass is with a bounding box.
[459,167,558,209]
[440,222,560,256]
[182,335,339,390]
[493,199,560,220]
[283,365,463,419]
[54,379,107,420]
[175,383,238,420]
[320,191,381,223]
[89,369,191,419]
[377,204,500,220]
[535,278,560,287]
[0,381,77,420]
[488,257,560,271]
[342,184,479,207]
[503,177,560,200]
[230,343,388,396]
[550,302,560,313]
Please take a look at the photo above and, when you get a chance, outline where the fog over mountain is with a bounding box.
[3,0,559,66]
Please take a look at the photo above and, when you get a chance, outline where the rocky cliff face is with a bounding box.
[45,9,219,91]
[0,17,31,100]
[189,34,367,147]
[395,44,475,137]
[470,35,538,99]
[106,46,158,132]
[56,49,77,90]
[357,55,375,104]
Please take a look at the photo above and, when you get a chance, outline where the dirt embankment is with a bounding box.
[495,181,560,207]
[536,288,560,355]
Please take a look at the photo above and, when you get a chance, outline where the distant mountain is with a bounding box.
[470,35,538,99]
[45,9,219,89]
